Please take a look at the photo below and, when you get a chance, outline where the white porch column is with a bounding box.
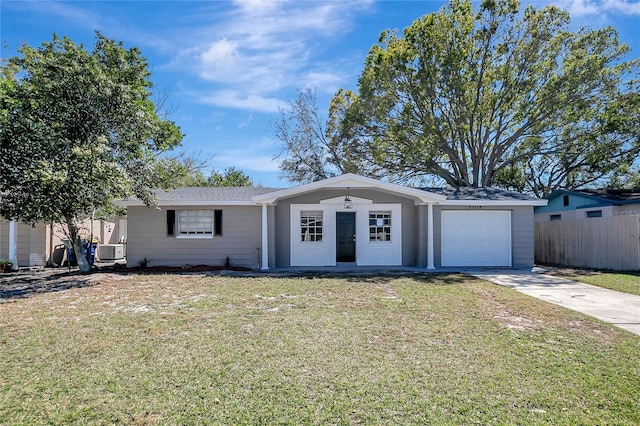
[427,203,435,269]
[261,204,269,270]
[9,219,18,271]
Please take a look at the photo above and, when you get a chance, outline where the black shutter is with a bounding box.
[214,209,223,236]
[167,210,175,235]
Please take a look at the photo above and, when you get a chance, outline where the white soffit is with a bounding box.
[319,196,372,204]
[251,173,446,205]
[441,200,548,206]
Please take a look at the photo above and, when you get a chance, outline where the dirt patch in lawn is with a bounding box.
[473,289,542,331]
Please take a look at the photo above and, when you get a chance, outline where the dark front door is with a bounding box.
[336,212,356,262]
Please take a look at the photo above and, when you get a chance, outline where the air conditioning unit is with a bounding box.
[97,244,125,260]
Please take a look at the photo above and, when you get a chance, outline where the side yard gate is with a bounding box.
[535,215,640,271]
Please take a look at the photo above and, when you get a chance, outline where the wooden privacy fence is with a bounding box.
[535,215,640,271]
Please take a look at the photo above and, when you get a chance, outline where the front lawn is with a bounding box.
[1,272,638,425]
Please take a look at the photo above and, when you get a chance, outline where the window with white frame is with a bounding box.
[301,211,323,242]
[178,210,214,237]
[369,211,391,241]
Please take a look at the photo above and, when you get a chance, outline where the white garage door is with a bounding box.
[441,210,512,267]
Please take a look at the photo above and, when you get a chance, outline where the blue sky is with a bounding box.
[2,0,639,187]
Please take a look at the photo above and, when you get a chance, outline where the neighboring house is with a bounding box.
[118,174,546,269]
[0,217,126,267]
[534,188,640,222]
[534,188,640,270]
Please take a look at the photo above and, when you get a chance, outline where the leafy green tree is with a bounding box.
[153,152,213,188]
[207,167,253,187]
[154,154,254,187]
[520,87,640,196]
[325,0,639,192]
[0,33,182,272]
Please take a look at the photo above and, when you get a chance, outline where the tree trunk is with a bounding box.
[66,217,91,273]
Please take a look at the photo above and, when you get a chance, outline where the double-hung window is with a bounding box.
[178,210,213,237]
[168,209,222,238]
[369,211,391,242]
[301,211,323,242]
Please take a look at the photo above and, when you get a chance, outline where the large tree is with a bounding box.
[289,0,639,192]
[272,88,382,183]
[0,33,182,272]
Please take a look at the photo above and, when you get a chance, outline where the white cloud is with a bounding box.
[22,1,100,28]
[238,114,253,129]
[300,70,345,95]
[559,0,601,16]
[199,39,241,65]
[603,0,640,14]
[214,138,281,172]
[556,0,640,16]
[172,0,373,112]
[199,90,287,113]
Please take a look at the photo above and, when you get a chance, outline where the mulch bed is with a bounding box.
[121,264,253,273]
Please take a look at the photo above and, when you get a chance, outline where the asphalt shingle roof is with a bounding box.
[153,186,283,202]
[566,188,640,202]
[140,185,538,203]
[421,187,539,201]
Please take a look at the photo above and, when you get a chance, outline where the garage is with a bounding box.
[441,210,512,267]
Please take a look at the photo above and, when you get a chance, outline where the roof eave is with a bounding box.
[115,200,258,207]
[251,173,447,204]
[441,200,548,206]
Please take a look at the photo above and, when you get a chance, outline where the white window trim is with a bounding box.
[175,234,214,239]
[290,204,332,266]
[368,210,392,244]
[300,210,324,244]
[176,209,214,239]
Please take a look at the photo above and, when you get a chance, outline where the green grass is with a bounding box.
[560,271,640,296]
[1,272,639,425]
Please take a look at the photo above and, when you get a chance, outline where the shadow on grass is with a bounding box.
[0,269,97,300]
[342,272,470,285]
[0,267,473,300]
[538,264,640,278]
[410,272,473,285]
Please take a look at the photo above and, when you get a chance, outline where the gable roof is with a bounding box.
[251,173,447,205]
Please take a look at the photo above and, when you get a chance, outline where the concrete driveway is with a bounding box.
[470,269,640,336]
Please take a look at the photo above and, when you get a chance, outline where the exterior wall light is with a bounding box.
[344,187,353,209]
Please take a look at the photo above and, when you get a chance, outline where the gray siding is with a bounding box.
[274,203,290,268]
[511,206,534,267]
[126,205,263,268]
[433,207,443,268]
[433,205,535,268]
[3,202,536,269]
[273,189,419,267]
[267,205,276,269]
[416,205,429,268]
[0,221,47,266]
